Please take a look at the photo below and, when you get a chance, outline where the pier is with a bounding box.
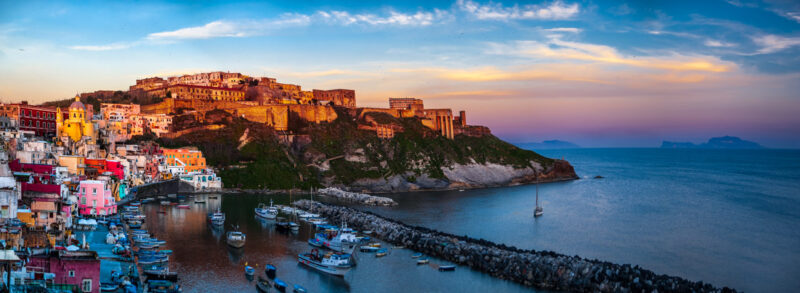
[295,200,736,292]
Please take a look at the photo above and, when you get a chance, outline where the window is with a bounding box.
[92,200,96,207]
[92,188,97,195]
[69,270,75,277]
[80,197,86,205]
[81,279,92,292]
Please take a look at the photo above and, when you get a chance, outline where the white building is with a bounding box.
[180,171,223,191]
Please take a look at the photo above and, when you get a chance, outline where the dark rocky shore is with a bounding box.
[295,200,736,293]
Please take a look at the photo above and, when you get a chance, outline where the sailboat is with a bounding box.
[534,176,543,217]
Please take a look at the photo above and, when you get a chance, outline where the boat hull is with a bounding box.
[297,255,351,276]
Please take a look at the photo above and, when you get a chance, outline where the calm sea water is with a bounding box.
[143,148,800,292]
[361,148,800,293]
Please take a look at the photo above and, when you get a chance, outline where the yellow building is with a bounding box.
[56,95,95,143]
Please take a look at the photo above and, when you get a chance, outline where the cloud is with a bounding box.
[542,27,581,33]
[146,15,311,41]
[704,39,736,47]
[457,0,579,20]
[752,34,800,54]
[488,35,735,72]
[316,10,446,26]
[68,42,133,51]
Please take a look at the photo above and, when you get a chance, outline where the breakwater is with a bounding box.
[317,187,397,206]
[294,200,736,292]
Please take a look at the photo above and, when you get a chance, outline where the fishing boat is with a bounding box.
[254,202,270,218]
[176,204,190,209]
[138,256,168,265]
[438,265,456,271]
[417,258,430,265]
[362,230,373,235]
[308,218,327,226]
[245,265,255,276]
[534,175,543,217]
[194,200,206,204]
[289,221,300,232]
[226,230,246,248]
[256,277,271,292]
[375,248,388,257]
[209,210,225,226]
[273,278,287,292]
[359,246,380,252]
[160,201,171,206]
[293,284,308,293]
[143,268,179,281]
[411,252,423,258]
[265,264,276,279]
[308,238,323,247]
[297,249,353,276]
[313,223,358,254]
[130,201,141,206]
[367,242,381,248]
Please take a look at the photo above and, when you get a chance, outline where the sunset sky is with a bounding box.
[1,0,799,147]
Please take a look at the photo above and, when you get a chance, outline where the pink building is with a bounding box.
[77,180,116,216]
[27,250,100,293]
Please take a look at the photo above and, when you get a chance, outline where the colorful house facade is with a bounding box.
[162,148,206,173]
[77,180,116,216]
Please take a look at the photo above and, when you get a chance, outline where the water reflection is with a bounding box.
[141,193,534,293]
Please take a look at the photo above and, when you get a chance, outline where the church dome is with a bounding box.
[69,95,85,110]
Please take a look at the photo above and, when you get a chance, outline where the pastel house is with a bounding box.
[77,180,116,216]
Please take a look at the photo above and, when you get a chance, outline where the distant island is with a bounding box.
[661,136,764,149]
[517,140,580,150]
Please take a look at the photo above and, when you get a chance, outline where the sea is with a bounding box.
[140,148,800,292]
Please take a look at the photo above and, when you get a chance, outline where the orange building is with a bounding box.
[162,148,207,173]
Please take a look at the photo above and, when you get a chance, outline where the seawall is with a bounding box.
[294,200,735,292]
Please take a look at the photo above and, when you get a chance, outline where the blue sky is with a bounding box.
[1,0,799,147]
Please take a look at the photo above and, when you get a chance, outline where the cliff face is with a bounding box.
[154,109,578,192]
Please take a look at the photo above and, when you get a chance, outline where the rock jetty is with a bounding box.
[295,200,736,293]
[316,187,397,206]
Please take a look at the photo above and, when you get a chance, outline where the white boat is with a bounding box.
[308,218,327,226]
[256,199,278,219]
[209,210,226,226]
[314,223,358,254]
[298,212,320,219]
[297,250,353,276]
[226,231,246,248]
[534,178,543,217]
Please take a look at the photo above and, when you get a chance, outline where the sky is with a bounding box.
[1,0,799,148]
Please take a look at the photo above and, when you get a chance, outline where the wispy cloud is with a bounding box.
[704,39,736,47]
[317,10,447,26]
[147,14,311,41]
[457,0,579,20]
[488,35,735,72]
[542,27,581,33]
[752,34,800,54]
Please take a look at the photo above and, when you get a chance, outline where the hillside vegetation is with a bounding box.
[134,109,571,191]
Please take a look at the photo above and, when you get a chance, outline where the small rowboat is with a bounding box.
[293,284,308,293]
[411,252,423,258]
[417,258,429,265]
[367,242,381,248]
[359,246,379,252]
[256,277,271,292]
[375,248,388,257]
[273,278,287,292]
[265,264,277,279]
[438,265,456,271]
[245,266,255,276]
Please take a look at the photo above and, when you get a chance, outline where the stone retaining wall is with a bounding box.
[294,200,735,293]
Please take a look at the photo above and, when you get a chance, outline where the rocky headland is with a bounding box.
[148,109,578,192]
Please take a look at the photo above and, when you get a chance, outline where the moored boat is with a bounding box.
[297,249,353,276]
[438,265,456,271]
[293,284,308,293]
[411,252,423,258]
[245,265,255,276]
[208,210,225,226]
[308,238,323,247]
[176,204,190,209]
[226,231,246,248]
[265,264,276,279]
[375,248,388,257]
[313,223,358,254]
[273,278,287,292]
[143,268,179,281]
[359,246,379,252]
[417,258,430,265]
[256,277,271,292]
